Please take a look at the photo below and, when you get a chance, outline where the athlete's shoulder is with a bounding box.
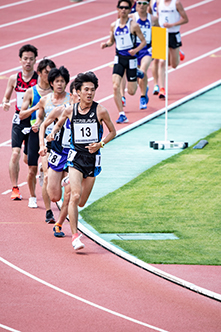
[97,103,107,116]
[8,73,18,87]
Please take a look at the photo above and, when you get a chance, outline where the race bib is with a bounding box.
[95,154,101,167]
[16,92,25,110]
[114,55,119,64]
[74,123,98,144]
[48,150,62,167]
[12,113,20,125]
[129,58,137,69]
[175,32,181,43]
[67,149,77,162]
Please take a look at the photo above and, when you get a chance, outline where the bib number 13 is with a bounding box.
[74,123,98,143]
[81,126,91,137]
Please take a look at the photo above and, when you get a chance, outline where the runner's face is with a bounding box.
[137,1,149,14]
[78,82,96,104]
[39,65,53,84]
[51,76,66,94]
[20,51,36,72]
[118,2,131,18]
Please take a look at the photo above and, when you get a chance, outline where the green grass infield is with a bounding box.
[81,129,221,265]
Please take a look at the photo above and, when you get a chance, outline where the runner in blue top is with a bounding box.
[131,1,158,109]
[19,59,56,209]
[39,81,79,238]
[101,0,146,124]
[33,66,70,224]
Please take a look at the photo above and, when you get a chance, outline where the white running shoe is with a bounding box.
[72,234,85,250]
[28,197,38,208]
[61,175,70,187]
[38,162,44,187]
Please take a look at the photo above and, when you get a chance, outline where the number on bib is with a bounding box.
[48,150,62,166]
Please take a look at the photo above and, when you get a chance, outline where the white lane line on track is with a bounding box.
[182,18,221,36]
[0,0,217,51]
[0,0,95,28]
[0,45,221,157]
[0,12,117,52]
[0,257,169,332]
[0,0,213,28]
[0,0,33,10]
[0,15,220,76]
[0,139,11,147]
[0,35,109,75]
[0,324,21,332]
[184,0,214,11]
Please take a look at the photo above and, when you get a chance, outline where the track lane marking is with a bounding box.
[0,324,21,332]
[0,12,117,51]
[0,46,221,154]
[0,0,218,52]
[0,16,220,76]
[0,0,95,29]
[0,0,33,10]
[0,257,169,332]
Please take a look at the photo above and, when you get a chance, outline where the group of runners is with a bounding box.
[2,0,188,250]
[101,0,188,123]
[2,45,116,250]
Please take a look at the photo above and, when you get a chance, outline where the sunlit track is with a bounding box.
[0,0,214,28]
[0,16,220,75]
[0,14,116,51]
[0,0,33,10]
[1,1,221,331]
[0,257,169,332]
[0,0,95,29]
[0,0,217,52]
[1,46,220,114]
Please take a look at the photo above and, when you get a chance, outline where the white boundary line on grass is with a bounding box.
[77,79,221,302]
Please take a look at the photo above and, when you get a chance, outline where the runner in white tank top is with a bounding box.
[156,0,188,98]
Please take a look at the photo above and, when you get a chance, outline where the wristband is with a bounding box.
[100,141,105,148]
[105,43,108,48]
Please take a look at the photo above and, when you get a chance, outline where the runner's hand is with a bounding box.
[39,145,47,157]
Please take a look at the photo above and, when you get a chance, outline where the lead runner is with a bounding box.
[47,72,116,250]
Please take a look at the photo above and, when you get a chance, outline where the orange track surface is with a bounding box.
[0,1,221,331]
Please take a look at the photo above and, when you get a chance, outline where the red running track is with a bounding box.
[0,1,221,331]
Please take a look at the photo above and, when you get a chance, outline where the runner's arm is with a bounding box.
[2,74,17,111]
[100,22,115,49]
[129,22,147,56]
[32,98,45,133]
[46,105,71,142]
[19,88,39,120]
[86,104,116,154]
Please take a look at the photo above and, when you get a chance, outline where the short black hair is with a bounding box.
[117,0,132,9]
[19,44,38,58]
[37,59,56,73]
[69,80,75,94]
[48,66,70,89]
[74,71,99,91]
